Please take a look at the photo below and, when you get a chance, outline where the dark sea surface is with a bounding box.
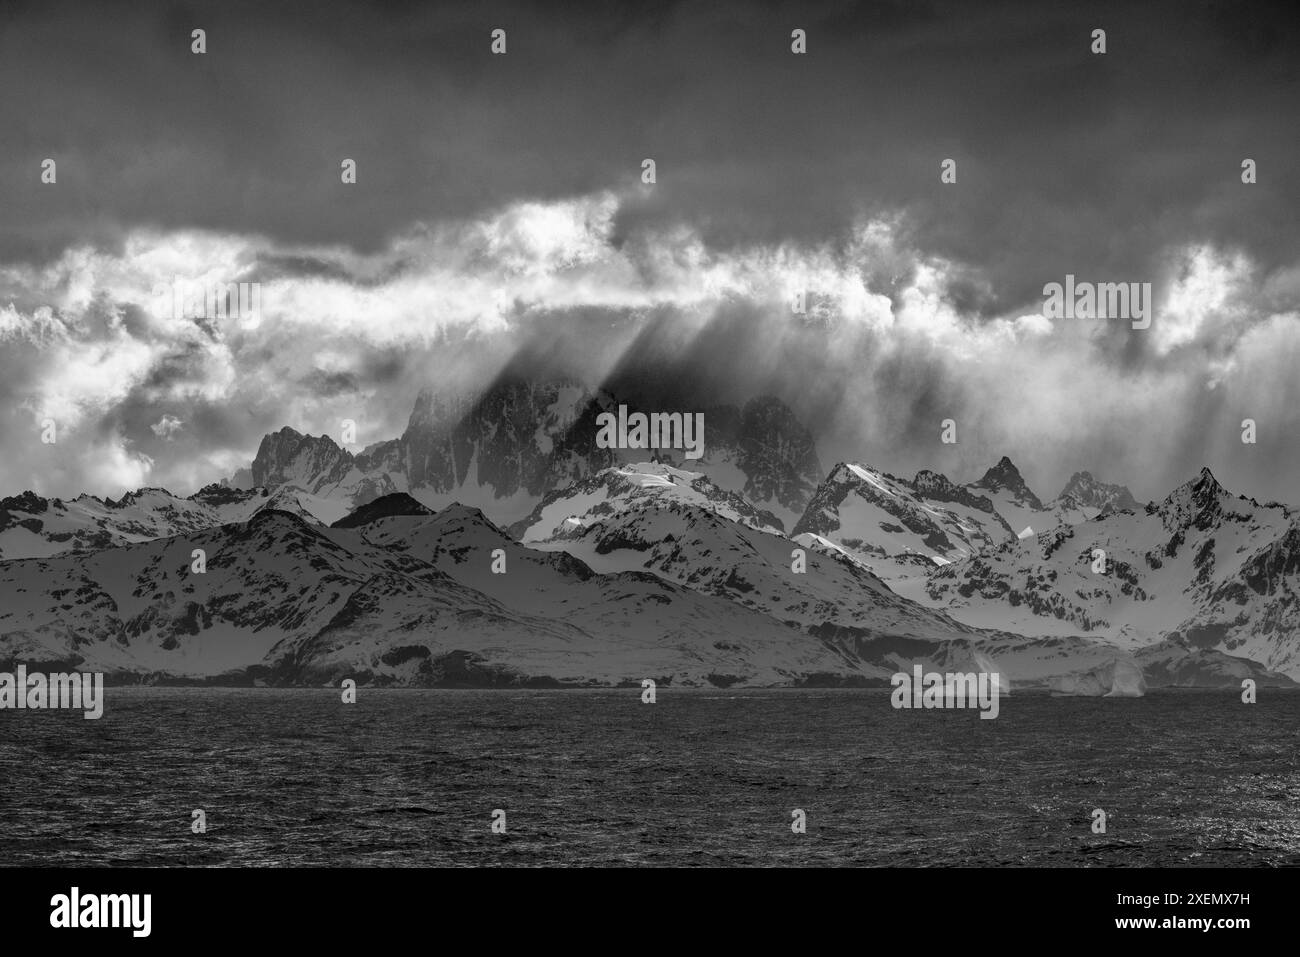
[1,688,1297,866]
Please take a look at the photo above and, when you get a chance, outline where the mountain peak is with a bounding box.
[984,455,1021,481]
[1055,470,1139,514]
[1158,466,1230,531]
[106,487,178,508]
[1192,466,1230,501]
[1181,466,1226,498]
[251,427,354,494]
[971,456,1043,509]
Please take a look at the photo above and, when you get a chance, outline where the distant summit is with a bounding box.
[971,456,1044,510]
[1054,470,1139,516]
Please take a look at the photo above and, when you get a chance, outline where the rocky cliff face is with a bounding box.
[236,380,825,528]
[251,428,355,494]
[1053,470,1140,519]
[401,379,618,502]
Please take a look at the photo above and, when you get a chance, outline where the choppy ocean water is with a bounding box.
[1,688,1297,866]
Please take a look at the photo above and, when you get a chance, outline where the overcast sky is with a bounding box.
[2,0,1299,503]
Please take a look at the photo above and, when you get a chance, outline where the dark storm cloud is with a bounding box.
[299,368,360,397]
[252,254,368,284]
[3,0,1299,504]
[3,0,1298,305]
[138,342,210,390]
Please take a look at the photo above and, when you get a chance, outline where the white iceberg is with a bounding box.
[1049,656,1147,697]
[1103,657,1147,697]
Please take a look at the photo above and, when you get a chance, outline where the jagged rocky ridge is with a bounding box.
[789,457,1142,580]
[243,380,824,530]
[919,467,1300,679]
[0,484,309,560]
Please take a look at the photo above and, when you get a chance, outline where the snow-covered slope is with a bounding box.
[789,457,1142,581]
[509,461,785,541]
[0,509,380,676]
[517,489,974,641]
[0,485,297,560]
[1,474,1288,689]
[508,484,1213,686]
[791,462,1015,579]
[0,505,873,687]
[922,468,1300,679]
[338,503,871,685]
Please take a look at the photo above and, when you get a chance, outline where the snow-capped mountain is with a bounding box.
[1052,469,1140,523]
[0,509,387,677]
[789,457,1141,580]
[0,466,1289,688]
[0,502,879,687]
[505,472,1285,689]
[790,462,1015,578]
[509,462,785,541]
[518,473,975,643]
[961,457,1139,539]
[0,484,296,560]
[966,455,1047,538]
[511,461,1191,685]
[342,501,866,685]
[920,467,1300,679]
[251,428,355,495]
[2,423,1293,690]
